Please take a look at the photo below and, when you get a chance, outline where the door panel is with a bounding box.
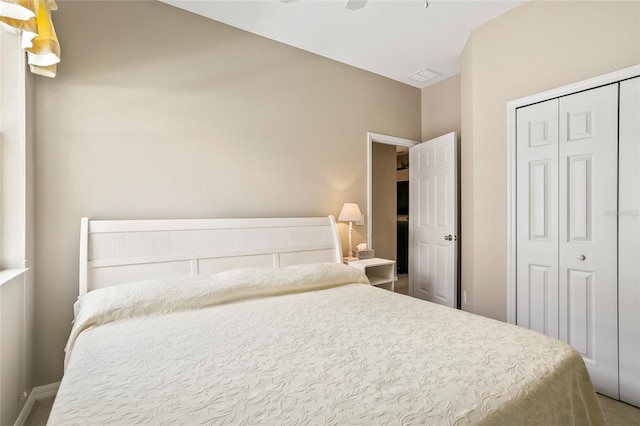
[558,84,618,398]
[530,160,551,239]
[516,99,559,338]
[528,264,551,334]
[566,269,593,357]
[419,175,429,226]
[434,244,448,299]
[409,132,457,307]
[436,175,448,227]
[619,76,640,407]
[567,155,592,241]
[416,242,430,297]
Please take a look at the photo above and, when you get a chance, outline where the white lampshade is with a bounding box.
[338,203,362,222]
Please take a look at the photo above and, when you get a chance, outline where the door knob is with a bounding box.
[444,235,452,241]
[577,254,586,261]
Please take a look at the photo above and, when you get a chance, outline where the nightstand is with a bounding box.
[347,258,395,291]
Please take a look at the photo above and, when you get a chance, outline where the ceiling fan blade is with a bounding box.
[346,0,367,11]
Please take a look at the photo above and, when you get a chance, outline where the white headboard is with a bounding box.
[79,216,343,295]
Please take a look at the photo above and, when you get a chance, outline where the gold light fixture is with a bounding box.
[0,0,60,77]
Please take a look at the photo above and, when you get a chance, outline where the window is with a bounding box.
[0,28,28,276]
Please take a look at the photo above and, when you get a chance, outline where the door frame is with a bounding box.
[366,132,418,249]
[506,64,640,324]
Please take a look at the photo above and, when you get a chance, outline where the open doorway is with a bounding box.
[367,132,418,296]
[396,146,409,293]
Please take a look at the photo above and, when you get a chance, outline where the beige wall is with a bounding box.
[32,0,420,384]
[420,74,462,307]
[372,142,397,263]
[421,74,461,142]
[461,0,640,320]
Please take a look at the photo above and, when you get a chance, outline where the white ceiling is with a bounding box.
[160,0,525,88]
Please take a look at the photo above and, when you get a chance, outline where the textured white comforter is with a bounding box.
[50,263,605,425]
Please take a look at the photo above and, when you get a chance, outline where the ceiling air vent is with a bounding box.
[408,68,441,83]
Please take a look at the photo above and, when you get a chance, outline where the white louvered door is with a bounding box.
[516,84,619,398]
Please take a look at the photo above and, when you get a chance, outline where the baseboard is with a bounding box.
[14,382,60,426]
[32,382,59,400]
[13,394,36,426]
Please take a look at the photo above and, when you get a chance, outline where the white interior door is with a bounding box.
[619,76,640,407]
[515,98,560,338]
[558,84,619,398]
[409,132,458,307]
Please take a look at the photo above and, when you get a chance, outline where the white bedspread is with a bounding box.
[50,263,605,425]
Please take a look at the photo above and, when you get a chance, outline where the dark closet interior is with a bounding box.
[397,177,409,274]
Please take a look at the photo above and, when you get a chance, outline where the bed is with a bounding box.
[49,216,606,425]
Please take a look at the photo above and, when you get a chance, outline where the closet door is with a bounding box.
[516,99,559,337]
[558,84,619,398]
[619,76,640,407]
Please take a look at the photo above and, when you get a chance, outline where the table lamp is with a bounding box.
[338,203,362,259]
